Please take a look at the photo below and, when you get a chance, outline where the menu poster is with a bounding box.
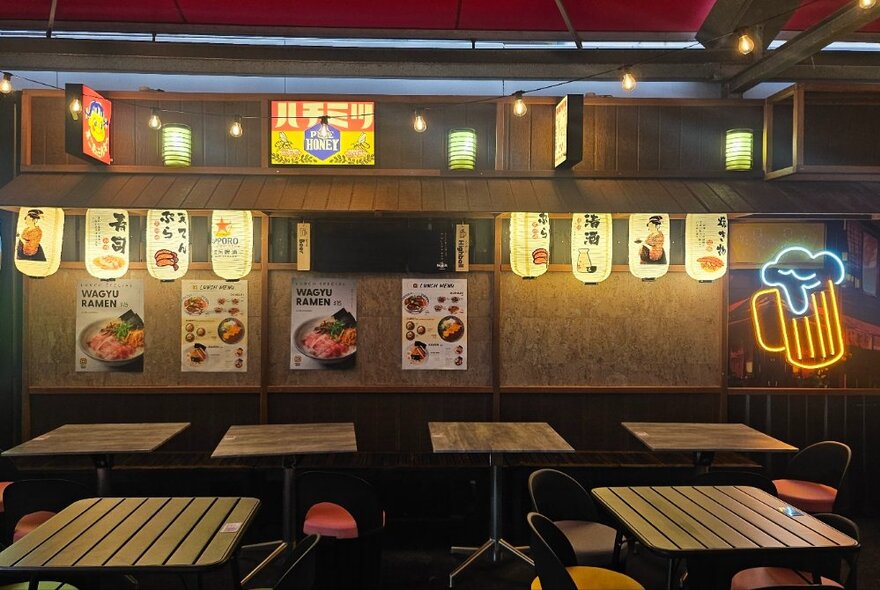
[181,280,247,372]
[401,279,467,371]
[290,278,357,370]
[76,279,144,372]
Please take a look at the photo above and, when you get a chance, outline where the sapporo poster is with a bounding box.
[290,278,357,370]
[76,279,144,372]
[401,279,467,370]
[270,101,375,166]
[181,280,247,372]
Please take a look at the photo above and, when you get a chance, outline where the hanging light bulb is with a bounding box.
[68,97,82,120]
[413,109,427,133]
[620,68,637,92]
[737,31,755,55]
[512,91,528,117]
[860,0,877,8]
[317,115,332,139]
[147,108,162,130]
[0,72,13,95]
[229,115,243,138]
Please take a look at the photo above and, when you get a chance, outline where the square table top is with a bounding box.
[592,485,858,558]
[0,496,259,574]
[622,422,798,453]
[211,423,357,458]
[428,422,574,454]
[1,423,191,457]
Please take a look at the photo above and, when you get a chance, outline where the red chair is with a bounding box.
[2,479,90,545]
[773,442,851,513]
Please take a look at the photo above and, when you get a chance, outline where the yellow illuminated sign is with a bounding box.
[270,101,375,166]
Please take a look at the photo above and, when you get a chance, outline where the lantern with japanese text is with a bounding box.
[571,213,612,284]
[14,207,64,278]
[211,210,253,281]
[85,209,129,279]
[146,209,190,280]
[509,212,550,279]
[686,214,728,282]
[628,214,669,280]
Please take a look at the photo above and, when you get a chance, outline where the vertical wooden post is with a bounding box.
[259,212,270,424]
[495,103,507,171]
[793,84,806,172]
[492,213,503,421]
[720,270,730,423]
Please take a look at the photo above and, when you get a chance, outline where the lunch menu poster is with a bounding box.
[181,280,247,372]
[76,279,144,372]
[401,279,467,370]
[290,278,357,370]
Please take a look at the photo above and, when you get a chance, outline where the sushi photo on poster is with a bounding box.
[290,278,357,370]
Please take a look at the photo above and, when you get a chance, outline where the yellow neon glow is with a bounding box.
[751,281,846,370]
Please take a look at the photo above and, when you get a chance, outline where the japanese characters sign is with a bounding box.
[629,214,670,280]
[14,207,64,278]
[65,84,111,165]
[402,279,467,371]
[211,210,253,281]
[270,101,375,166]
[686,214,728,282]
[146,209,190,281]
[510,212,550,279]
[291,278,357,370]
[181,280,247,372]
[76,279,143,372]
[85,209,129,279]
[571,213,612,284]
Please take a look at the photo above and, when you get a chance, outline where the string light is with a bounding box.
[737,30,756,55]
[68,97,82,120]
[620,67,637,92]
[413,109,427,133]
[512,91,527,117]
[0,73,12,95]
[859,0,877,8]
[229,114,243,138]
[147,108,162,130]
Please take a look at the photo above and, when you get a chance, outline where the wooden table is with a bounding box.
[622,422,797,472]
[2,423,191,495]
[429,422,574,587]
[592,485,858,590]
[0,496,259,590]
[211,423,357,547]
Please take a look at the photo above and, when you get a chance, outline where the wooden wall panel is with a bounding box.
[804,104,880,166]
[500,272,723,387]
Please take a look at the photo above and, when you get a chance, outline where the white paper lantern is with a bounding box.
[211,210,253,280]
[509,212,550,278]
[686,213,728,282]
[14,207,64,278]
[85,209,129,279]
[571,213,612,283]
[629,214,669,280]
[146,209,190,280]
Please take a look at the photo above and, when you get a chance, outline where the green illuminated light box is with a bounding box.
[448,128,477,171]
[162,123,192,167]
[725,128,753,171]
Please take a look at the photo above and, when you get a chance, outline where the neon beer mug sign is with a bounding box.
[750,247,845,370]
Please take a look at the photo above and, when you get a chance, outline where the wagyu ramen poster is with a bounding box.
[290,278,358,370]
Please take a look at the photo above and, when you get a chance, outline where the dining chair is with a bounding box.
[729,513,859,590]
[0,583,79,590]
[528,469,622,568]
[250,534,321,590]
[773,442,851,513]
[527,512,644,590]
[694,470,779,496]
[1,479,90,545]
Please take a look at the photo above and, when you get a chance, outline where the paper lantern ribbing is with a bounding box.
[448,128,477,170]
[162,124,192,167]
[146,209,190,280]
[725,128,753,171]
[85,209,129,279]
[571,213,612,284]
[686,213,728,282]
[510,212,550,279]
[14,207,64,278]
[628,213,670,280]
[211,210,253,280]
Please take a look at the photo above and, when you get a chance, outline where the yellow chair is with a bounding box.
[527,512,643,590]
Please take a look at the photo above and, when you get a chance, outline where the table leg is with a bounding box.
[282,456,297,547]
[92,454,113,496]
[692,451,715,475]
[666,558,676,590]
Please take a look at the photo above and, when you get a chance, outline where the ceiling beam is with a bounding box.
[725,2,880,94]
[697,0,800,50]
[553,0,582,49]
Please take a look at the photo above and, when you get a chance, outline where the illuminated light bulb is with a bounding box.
[147,108,162,130]
[69,97,82,120]
[620,68,637,92]
[318,115,331,139]
[413,109,427,133]
[738,32,755,55]
[0,72,13,95]
[860,0,877,8]
[512,91,527,117]
[229,115,243,138]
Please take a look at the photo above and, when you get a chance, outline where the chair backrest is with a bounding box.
[2,479,90,544]
[295,472,383,538]
[527,512,578,590]
[528,469,599,522]
[694,470,778,496]
[275,534,321,590]
[811,513,860,588]
[785,441,851,490]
